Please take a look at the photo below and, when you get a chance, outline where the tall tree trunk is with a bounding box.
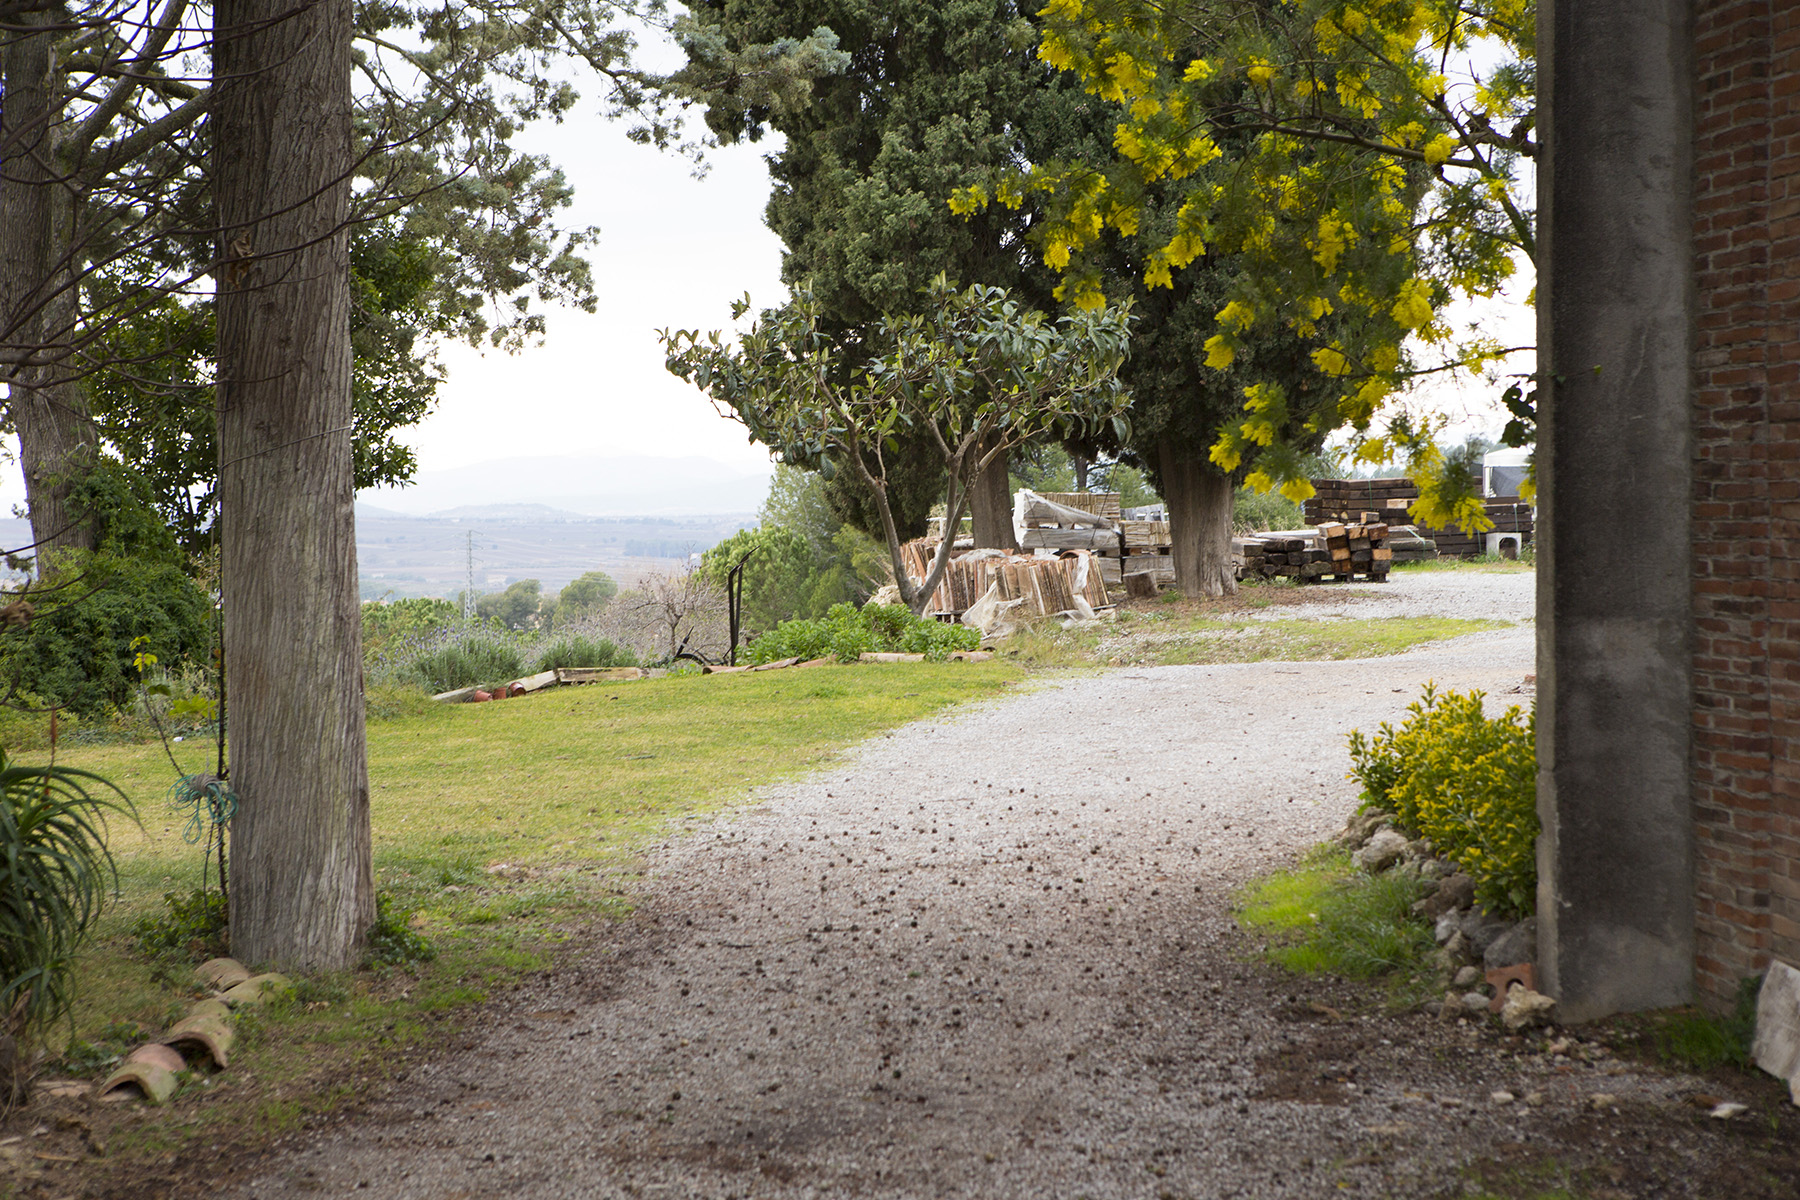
[967,435,1016,550]
[1159,442,1237,598]
[215,0,373,969]
[1,18,98,559]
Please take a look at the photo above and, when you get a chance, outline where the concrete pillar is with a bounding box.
[1537,0,1696,1021]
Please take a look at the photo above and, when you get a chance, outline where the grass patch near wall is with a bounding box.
[1393,553,1535,572]
[25,660,1022,1188]
[1235,847,1437,1005]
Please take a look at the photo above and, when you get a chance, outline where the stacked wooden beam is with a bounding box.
[1303,477,1419,524]
[1117,519,1172,586]
[1303,477,1533,558]
[1315,521,1393,581]
[1233,521,1394,582]
[1235,534,1334,582]
[1386,526,1440,564]
[900,539,1111,616]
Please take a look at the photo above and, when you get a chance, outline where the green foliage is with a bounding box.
[361,597,460,660]
[746,602,979,664]
[675,5,1129,542]
[129,888,229,962]
[0,751,135,1034]
[476,579,543,631]
[733,465,889,626]
[664,276,1133,613]
[956,0,1533,527]
[1233,484,1304,533]
[399,631,530,694]
[87,227,450,558]
[702,524,847,637]
[532,635,637,672]
[67,458,188,565]
[365,893,436,968]
[3,552,214,720]
[1348,684,1538,917]
[542,571,617,631]
[0,701,82,753]
[364,682,437,722]
[1237,847,1436,982]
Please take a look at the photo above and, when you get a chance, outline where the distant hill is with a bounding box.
[359,452,773,517]
[421,503,599,522]
[355,509,754,599]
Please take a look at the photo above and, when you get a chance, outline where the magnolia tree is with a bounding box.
[664,277,1133,615]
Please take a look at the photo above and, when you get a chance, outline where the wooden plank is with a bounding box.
[1039,491,1123,521]
[555,667,645,684]
[1020,527,1117,551]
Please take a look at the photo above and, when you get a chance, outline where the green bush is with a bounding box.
[1347,683,1538,917]
[746,602,979,665]
[399,630,528,694]
[533,635,636,672]
[2,553,213,720]
[364,681,436,722]
[0,752,135,1034]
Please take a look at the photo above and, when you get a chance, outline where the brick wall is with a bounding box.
[1690,0,1800,1005]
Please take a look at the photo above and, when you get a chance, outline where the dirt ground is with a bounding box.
[21,572,1800,1199]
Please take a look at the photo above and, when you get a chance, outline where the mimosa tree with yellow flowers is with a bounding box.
[953,0,1536,532]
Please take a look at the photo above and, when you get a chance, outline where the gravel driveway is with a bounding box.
[232,572,1793,1199]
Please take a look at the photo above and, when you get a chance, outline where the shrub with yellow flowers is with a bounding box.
[1347,683,1537,918]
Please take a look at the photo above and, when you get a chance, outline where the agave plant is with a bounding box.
[0,751,135,1037]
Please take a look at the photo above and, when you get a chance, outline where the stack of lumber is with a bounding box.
[1304,477,1420,524]
[1017,490,1125,584]
[1315,520,1393,580]
[1015,490,1176,587]
[1038,491,1122,522]
[1386,525,1439,563]
[1303,477,1534,558]
[900,538,1110,616]
[1235,534,1334,582]
[1118,518,1172,587]
[1233,521,1395,582]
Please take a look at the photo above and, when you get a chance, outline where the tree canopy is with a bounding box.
[952,0,1534,528]
[664,277,1133,613]
[476,579,545,631]
[671,0,1098,544]
[1,0,845,554]
[544,571,619,630]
